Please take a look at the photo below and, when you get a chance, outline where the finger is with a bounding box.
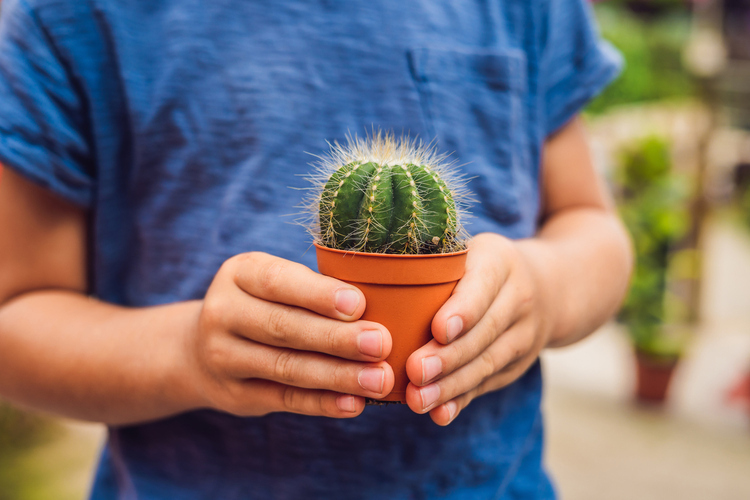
[428,349,542,426]
[406,281,519,386]
[405,321,535,415]
[219,339,395,400]
[232,252,366,320]
[226,379,367,418]
[215,286,391,361]
[430,237,509,345]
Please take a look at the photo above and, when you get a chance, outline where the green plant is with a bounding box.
[0,402,60,500]
[306,132,470,254]
[740,186,750,230]
[587,4,696,115]
[616,136,690,358]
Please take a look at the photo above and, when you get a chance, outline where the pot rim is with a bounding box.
[314,243,468,285]
[313,242,469,259]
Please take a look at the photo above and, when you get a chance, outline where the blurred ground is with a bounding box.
[543,214,750,500]
[544,385,750,500]
[3,218,750,500]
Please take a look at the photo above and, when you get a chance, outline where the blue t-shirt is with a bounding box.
[0,1,620,498]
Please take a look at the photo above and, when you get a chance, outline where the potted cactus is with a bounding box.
[304,132,471,403]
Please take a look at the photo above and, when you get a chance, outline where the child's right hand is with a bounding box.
[0,168,392,423]
[186,252,395,418]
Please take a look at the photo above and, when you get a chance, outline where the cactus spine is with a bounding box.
[308,132,469,254]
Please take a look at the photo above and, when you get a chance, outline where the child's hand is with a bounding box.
[187,252,395,418]
[404,232,554,425]
[402,117,633,426]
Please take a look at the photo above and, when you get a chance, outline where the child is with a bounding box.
[0,0,631,497]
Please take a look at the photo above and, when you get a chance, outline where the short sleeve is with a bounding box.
[0,0,94,207]
[540,0,623,137]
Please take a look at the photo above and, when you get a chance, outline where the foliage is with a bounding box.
[605,0,689,12]
[587,3,697,115]
[741,186,750,230]
[616,136,690,357]
[0,403,56,454]
[0,402,60,500]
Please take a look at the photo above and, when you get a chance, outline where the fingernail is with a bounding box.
[358,367,385,394]
[445,400,457,421]
[335,289,360,316]
[421,356,442,385]
[446,316,463,342]
[358,330,383,358]
[336,394,357,413]
[420,384,441,410]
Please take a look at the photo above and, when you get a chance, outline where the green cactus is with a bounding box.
[307,132,469,254]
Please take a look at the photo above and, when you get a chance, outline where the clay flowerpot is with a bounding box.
[634,351,679,404]
[315,244,468,403]
[727,371,750,420]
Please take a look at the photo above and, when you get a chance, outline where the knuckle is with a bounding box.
[499,342,524,370]
[448,340,468,368]
[510,337,529,364]
[441,378,460,406]
[236,251,260,267]
[323,322,342,355]
[202,335,228,371]
[516,283,534,311]
[282,385,299,412]
[329,362,349,391]
[479,350,497,380]
[273,350,299,384]
[484,312,504,337]
[468,384,485,405]
[282,388,330,416]
[227,252,270,290]
[504,238,522,265]
[201,294,227,328]
[264,306,291,344]
[213,382,248,416]
[257,258,287,295]
[216,257,236,279]
[224,382,246,410]
[221,252,252,278]
[489,259,505,289]
[316,392,330,415]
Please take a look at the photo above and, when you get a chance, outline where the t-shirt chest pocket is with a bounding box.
[408,48,529,225]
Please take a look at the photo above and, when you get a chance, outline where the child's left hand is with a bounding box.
[404,117,633,425]
[404,232,554,425]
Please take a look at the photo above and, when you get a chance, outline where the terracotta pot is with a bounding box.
[315,244,468,403]
[727,372,750,418]
[635,351,679,404]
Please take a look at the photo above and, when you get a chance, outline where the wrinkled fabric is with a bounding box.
[0,0,620,498]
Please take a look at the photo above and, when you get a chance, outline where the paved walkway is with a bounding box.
[544,386,750,500]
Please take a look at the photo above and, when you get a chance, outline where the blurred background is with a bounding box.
[1,0,750,499]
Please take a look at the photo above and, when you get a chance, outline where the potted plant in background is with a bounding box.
[302,132,472,403]
[615,136,692,403]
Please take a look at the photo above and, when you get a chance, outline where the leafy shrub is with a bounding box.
[587,4,697,115]
[616,136,690,357]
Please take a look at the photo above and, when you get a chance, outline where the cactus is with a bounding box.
[304,132,470,254]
